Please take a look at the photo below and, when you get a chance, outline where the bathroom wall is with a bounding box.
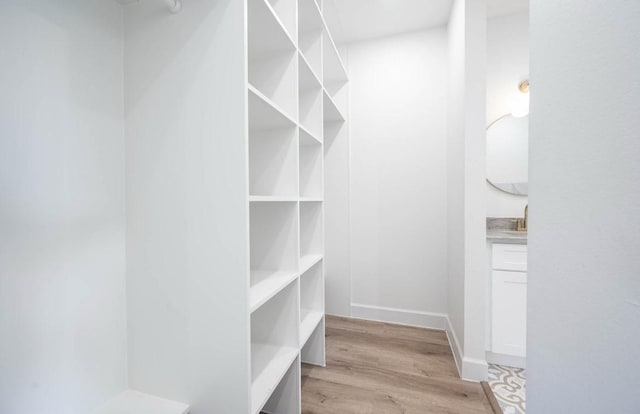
[341,28,449,325]
[486,12,529,217]
[528,1,640,412]
[0,1,127,413]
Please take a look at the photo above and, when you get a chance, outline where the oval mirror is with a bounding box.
[486,114,528,196]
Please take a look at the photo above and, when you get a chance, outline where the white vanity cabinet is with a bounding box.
[491,243,527,359]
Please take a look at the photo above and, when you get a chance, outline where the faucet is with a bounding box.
[516,204,528,232]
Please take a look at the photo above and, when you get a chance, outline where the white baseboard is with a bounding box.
[445,316,463,376]
[445,316,488,382]
[486,351,526,369]
[350,303,447,330]
[461,357,488,382]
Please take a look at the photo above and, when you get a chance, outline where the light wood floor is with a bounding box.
[301,316,494,414]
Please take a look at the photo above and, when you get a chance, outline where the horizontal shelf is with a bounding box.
[299,125,322,146]
[94,391,189,414]
[249,196,298,202]
[300,310,323,346]
[299,197,323,202]
[250,270,298,313]
[249,85,297,131]
[323,89,345,122]
[300,254,323,275]
[251,344,299,414]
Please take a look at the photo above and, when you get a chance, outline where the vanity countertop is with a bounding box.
[486,217,527,244]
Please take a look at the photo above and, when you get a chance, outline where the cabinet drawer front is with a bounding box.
[492,243,527,271]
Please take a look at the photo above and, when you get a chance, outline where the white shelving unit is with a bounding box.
[249,87,298,197]
[120,0,346,411]
[246,0,347,412]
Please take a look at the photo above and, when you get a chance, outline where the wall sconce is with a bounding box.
[511,80,530,118]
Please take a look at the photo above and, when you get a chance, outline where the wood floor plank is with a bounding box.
[302,315,493,414]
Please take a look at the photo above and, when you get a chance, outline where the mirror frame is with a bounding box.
[486,113,528,197]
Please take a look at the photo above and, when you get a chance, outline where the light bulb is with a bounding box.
[511,93,529,118]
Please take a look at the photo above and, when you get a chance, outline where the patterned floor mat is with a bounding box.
[487,364,526,414]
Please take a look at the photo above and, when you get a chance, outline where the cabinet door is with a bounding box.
[491,270,527,357]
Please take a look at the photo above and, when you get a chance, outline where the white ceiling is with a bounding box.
[323,0,529,45]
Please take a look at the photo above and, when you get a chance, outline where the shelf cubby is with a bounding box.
[298,0,324,82]
[265,0,298,43]
[324,81,348,117]
[249,126,297,197]
[262,356,301,414]
[249,0,298,119]
[299,54,323,139]
[300,201,323,259]
[301,317,325,366]
[322,30,348,86]
[250,201,298,313]
[251,282,300,414]
[249,86,297,132]
[248,87,298,197]
[300,261,323,346]
[323,89,345,123]
[299,132,323,198]
[322,27,348,115]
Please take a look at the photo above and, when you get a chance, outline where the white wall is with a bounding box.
[486,12,529,217]
[0,1,127,413]
[344,29,449,324]
[528,1,640,412]
[124,1,250,412]
[447,0,467,358]
[446,0,488,381]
